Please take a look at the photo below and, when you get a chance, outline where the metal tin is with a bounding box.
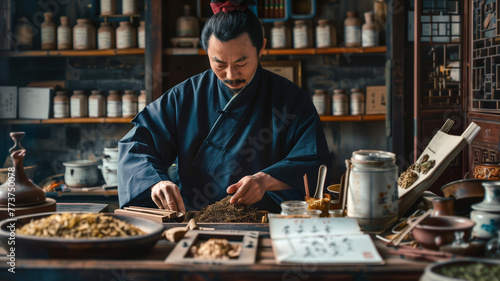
[347,150,398,232]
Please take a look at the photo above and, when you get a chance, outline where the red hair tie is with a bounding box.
[210,1,250,14]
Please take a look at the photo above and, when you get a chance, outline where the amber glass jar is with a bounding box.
[53,90,69,118]
[57,16,72,50]
[70,90,88,117]
[98,22,115,49]
[107,90,122,117]
[73,19,96,50]
[116,21,136,49]
[41,12,56,50]
[88,90,106,117]
[122,90,138,118]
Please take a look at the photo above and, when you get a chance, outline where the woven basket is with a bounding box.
[0,165,37,184]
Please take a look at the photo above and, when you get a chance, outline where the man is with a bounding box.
[117,0,331,214]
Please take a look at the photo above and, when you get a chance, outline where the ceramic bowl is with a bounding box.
[470,210,500,240]
[441,179,488,216]
[421,259,500,281]
[473,162,500,180]
[412,216,475,250]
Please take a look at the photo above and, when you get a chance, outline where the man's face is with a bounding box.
[207,32,266,90]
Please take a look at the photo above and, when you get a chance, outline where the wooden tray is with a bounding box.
[115,206,184,223]
[165,230,259,265]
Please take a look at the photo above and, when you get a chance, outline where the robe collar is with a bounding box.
[216,64,262,110]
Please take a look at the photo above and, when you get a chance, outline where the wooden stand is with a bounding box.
[0,198,56,220]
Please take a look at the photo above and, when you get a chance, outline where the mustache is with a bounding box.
[223,79,246,85]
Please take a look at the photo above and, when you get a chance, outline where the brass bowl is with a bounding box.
[0,212,164,259]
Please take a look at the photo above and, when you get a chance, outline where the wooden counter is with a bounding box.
[0,222,430,281]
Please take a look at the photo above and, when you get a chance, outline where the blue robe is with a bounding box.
[118,64,331,212]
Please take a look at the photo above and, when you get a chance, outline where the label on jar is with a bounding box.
[122,0,136,14]
[107,100,122,117]
[312,96,326,115]
[345,26,361,45]
[350,99,365,115]
[316,26,331,48]
[271,28,286,49]
[57,27,71,45]
[293,26,308,48]
[74,28,88,48]
[88,99,103,117]
[98,31,112,49]
[71,98,81,117]
[54,101,69,118]
[101,0,112,14]
[117,29,133,49]
[138,29,145,48]
[332,100,348,116]
[122,100,138,117]
[362,30,378,47]
[42,26,55,44]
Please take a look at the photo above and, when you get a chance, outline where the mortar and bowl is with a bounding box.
[411,215,475,250]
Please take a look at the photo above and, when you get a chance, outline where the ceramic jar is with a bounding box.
[362,12,378,47]
[53,90,70,118]
[57,16,72,50]
[350,88,365,115]
[315,19,336,48]
[107,90,122,117]
[271,21,291,49]
[332,89,348,115]
[138,20,145,49]
[312,89,330,115]
[70,90,88,117]
[138,90,146,112]
[116,21,136,49]
[41,12,56,50]
[293,20,312,49]
[344,11,362,47]
[176,5,199,37]
[73,19,96,50]
[122,0,137,15]
[431,197,455,217]
[63,160,99,187]
[98,22,115,49]
[471,181,500,239]
[88,90,106,117]
[100,0,116,15]
[122,90,138,118]
[347,150,398,232]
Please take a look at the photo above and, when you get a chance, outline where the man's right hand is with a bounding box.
[151,180,186,214]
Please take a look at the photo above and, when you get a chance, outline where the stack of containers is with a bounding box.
[100,147,118,186]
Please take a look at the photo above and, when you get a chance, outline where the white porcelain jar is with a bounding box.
[63,160,99,187]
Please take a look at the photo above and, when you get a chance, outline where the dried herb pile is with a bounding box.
[193,196,262,223]
[435,262,500,281]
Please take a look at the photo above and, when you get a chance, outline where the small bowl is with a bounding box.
[421,259,500,281]
[412,216,475,250]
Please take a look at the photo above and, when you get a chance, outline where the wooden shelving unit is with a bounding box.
[0,117,133,125]
[164,46,387,56]
[0,48,145,57]
[319,114,385,122]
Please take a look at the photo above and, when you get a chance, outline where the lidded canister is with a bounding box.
[271,21,291,49]
[116,21,136,49]
[346,150,398,232]
[88,90,106,117]
[350,88,365,115]
[57,16,72,50]
[98,22,115,49]
[107,90,122,117]
[176,5,199,37]
[332,89,348,116]
[100,0,116,15]
[344,11,362,47]
[138,90,146,112]
[122,90,138,118]
[315,19,336,48]
[362,12,379,47]
[70,90,88,117]
[73,19,96,50]
[41,12,56,50]
[293,20,312,49]
[312,89,331,115]
[53,90,70,118]
[138,20,145,49]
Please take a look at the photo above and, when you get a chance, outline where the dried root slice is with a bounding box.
[190,238,241,260]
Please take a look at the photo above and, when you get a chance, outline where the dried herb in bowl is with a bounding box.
[193,196,263,223]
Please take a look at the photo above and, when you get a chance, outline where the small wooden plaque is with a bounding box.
[165,230,259,265]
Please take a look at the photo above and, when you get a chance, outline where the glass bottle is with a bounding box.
[100,0,116,16]
[98,22,115,49]
[138,90,146,112]
[312,89,331,115]
[344,11,362,47]
[176,5,199,37]
[70,90,88,118]
[362,12,379,47]
[116,21,136,49]
[53,90,69,118]
[122,90,138,118]
[88,90,106,117]
[271,21,291,49]
[281,201,309,216]
[350,88,365,115]
[57,16,72,50]
[293,20,312,49]
[138,20,145,49]
[122,0,137,15]
[316,19,336,48]
[332,89,348,116]
[41,12,56,50]
[107,90,122,117]
[73,19,96,50]
[14,17,33,50]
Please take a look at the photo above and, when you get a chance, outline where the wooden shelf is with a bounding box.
[319,114,385,122]
[0,48,145,57]
[163,46,387,56]
[0,117,133,125]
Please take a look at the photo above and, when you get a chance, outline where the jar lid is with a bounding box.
[333,89,346,94]
[76,18,92,23]
[274,21,286,26]
[347,11,359,17]
[318,19,329,25]
[295,20,307,25]
[351,88,363,92]
[124,90,137,95]
[314,89,327,94]
[60,16,69,23]
[91,90,104,95]
[56,90,67,95]
[351,150,395,164]
[73,90,86,95]
[140,90,146,95]
[100,22,112,26]
[119,21,132,25]
[109,90,121,95]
